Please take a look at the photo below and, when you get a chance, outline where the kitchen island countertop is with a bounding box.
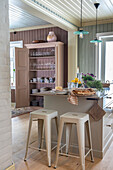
[30,87,113,100]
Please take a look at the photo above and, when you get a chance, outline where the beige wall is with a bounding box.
[68,31,78,82]
[0,0,13,169]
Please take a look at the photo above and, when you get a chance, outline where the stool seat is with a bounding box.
[55,112,94,170]
[61,112,89,122]
[31,109,58,119]
[24,109,58,167]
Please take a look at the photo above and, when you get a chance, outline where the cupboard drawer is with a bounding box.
[103,113,113,139]
[103,113,112,126]
[103,94,113,108]
[103,123,112,140]
[104,130,112,147]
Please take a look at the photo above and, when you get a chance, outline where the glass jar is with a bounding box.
[71,82,78,88]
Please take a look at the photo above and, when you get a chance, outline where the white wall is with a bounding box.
[0,0,13,169]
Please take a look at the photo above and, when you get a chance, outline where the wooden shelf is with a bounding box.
[30,93,43,96]
[29,82,55,84]
[25,42,64,49]
[29,56,55,59]
[29,69,55,71]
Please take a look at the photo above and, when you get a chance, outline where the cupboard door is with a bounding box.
[15,48,29,108]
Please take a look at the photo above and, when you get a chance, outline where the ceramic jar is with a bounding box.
[47,31,57,42]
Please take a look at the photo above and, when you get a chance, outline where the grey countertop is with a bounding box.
[30,85,113,100]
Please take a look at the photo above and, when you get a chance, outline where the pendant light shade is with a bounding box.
[73,0,89,39]
[90,38,102,46]
[90,3,102,45]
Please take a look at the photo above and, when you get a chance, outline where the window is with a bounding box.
[96,32,113,82]
[105,40,113,82]
[10,41,23,88]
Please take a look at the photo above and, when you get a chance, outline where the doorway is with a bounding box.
[10,40,23,109]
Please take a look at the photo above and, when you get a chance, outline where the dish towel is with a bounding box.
[88,103,106,121]
[67,92,78,105]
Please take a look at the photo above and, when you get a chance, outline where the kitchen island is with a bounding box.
[31,87,113,158]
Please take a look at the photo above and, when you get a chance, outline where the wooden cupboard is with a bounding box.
[15,42,64,107]
[15,47,29,108]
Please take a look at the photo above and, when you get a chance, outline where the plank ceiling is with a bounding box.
[9,0,113,29]
[28,0,113,26]
[9,0,50,29]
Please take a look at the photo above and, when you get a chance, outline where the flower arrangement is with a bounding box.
[71,78,79,83]
[71,78,82,88]
[82,73,95,81]
[82,73,103,91]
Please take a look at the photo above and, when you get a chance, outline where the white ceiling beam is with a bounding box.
[10,24,54,32]
[83,18,113,27]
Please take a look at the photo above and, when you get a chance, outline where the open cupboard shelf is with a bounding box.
[29,82,55,84]
[29,56,55,59]
[29,70,55,71]
[26,42,64,107]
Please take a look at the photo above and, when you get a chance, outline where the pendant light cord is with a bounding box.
[81,0,82,28]
[96,7,97,36]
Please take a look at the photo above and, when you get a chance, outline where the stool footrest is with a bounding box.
[59,152,80,159]
[59,144,66,151]
[59,144,93,159]
[28,145,57,152]
[85,149,92,158]
[28,146,46,152]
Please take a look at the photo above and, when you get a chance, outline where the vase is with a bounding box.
[71,82,78,88]
[47,31,57,42]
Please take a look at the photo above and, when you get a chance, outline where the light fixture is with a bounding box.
[90,3,102,45]
[73,0,89,39]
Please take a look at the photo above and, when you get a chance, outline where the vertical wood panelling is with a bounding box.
[78,22,113,74]
[10,27,68,86]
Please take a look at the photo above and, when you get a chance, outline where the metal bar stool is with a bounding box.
[54,112,94,170]
[24,109,58,167]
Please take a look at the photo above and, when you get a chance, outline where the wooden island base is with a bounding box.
[41,94,113,159]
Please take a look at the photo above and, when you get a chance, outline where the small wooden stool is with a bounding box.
[54,112,94,170]
[24,109,58,167]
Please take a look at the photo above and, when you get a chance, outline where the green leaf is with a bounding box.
[86,80,103,91]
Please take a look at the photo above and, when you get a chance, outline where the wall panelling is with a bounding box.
[78,22,113,75]
[10,27,68,86]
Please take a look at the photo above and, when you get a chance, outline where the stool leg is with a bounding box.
[86,120,94,162]
[38,119,44,150]
[24,115,32,161]
[54,119,64,169]
[44,117,51,167]
[77,122,85,170]
[55,116,58,135]
[66,123,72,155]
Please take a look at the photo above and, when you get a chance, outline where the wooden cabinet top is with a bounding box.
[24,41,64,49]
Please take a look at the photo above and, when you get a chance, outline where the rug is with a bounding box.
[11,103,41,117]
[11,107,32,117]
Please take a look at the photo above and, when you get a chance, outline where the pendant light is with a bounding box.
[90,3,102,45]
[73,0,89,38]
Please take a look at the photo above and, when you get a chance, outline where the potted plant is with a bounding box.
[82,73,103,91]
